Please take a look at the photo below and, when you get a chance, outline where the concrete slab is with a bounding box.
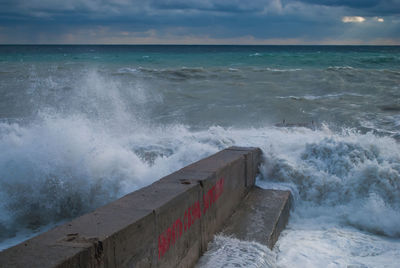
[221,187,292,249]
[0,147,275,268]
[0,205,155,268]
[152,181,203,268]
[226,146,263,187]
[160,147,264,252]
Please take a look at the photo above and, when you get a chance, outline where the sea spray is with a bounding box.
[197,126,400,267]
[0,114,223,249]
[261,131,400,236]
[1,46,399,267]
[1,116,400,266]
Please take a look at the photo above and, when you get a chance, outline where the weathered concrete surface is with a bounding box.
[0,146,265,268]
[221,187,292,249]
[183,148,259,251]
[225,146,262,188]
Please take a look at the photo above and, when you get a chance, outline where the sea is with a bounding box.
[0,45,399,267]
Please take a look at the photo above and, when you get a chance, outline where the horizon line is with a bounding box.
[1,44,400,46]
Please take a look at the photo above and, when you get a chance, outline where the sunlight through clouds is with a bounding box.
[342,16,366,23]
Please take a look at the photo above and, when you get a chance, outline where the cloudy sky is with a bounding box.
[0,0,399,44]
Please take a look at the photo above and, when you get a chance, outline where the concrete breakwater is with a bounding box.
[0,146,291,267]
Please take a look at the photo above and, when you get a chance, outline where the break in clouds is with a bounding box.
[0,0,399,44]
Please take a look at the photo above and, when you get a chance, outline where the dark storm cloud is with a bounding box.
[0,0,399,44]
[293,0,400,15]
[149,0,264,13]
[291,0,380,8]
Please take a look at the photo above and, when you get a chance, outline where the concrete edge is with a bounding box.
[0,146,265,268]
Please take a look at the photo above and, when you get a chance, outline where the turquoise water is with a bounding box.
[1,45,399,69]
[0,45,400,267]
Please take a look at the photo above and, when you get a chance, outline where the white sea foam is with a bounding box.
[228,68,240,72]
[277,93,364,101]
[327,66,355,70]
[265,68,302,72]
[2,110,400,264]
[252,67,302,72]
[1,64,400,267]
[0,69,220,250]
[196,235,277,268]
[117,67,139,73]
[197,126,400,267]
[275,226,400,268]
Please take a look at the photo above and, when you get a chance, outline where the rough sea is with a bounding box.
[0,45,399,267]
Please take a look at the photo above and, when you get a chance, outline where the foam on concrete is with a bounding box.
[0,146,290,267]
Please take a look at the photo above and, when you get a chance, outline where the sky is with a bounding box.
[0,0,399,44]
